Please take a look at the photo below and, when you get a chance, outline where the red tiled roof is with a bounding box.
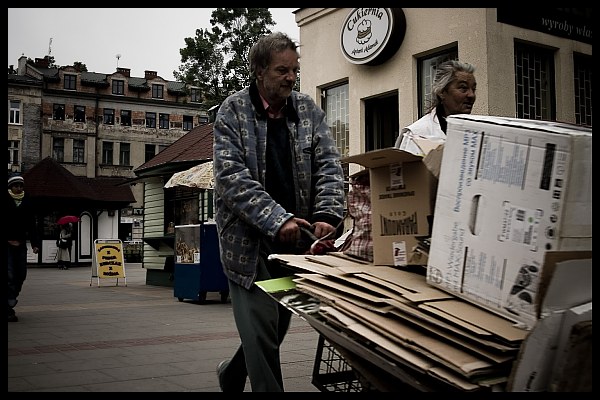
[135,123,214,174]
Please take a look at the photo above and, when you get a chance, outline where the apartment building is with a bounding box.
[8,55,209,265]
[7,66,43,173]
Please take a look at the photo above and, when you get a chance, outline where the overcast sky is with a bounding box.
[8,8,299,80]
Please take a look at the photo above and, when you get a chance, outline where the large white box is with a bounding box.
[343,148,437,266]
[426,115,591,327]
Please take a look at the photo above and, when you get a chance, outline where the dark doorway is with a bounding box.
[364,93,399,151]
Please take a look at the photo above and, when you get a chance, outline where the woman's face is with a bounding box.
[441,71,477,117]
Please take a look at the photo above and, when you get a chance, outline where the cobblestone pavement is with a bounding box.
[8,264,320,392]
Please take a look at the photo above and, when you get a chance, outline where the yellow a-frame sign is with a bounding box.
[91,239,127,287]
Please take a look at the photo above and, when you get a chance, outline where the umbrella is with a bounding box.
[57,215,80,226]
[164,161,214,190]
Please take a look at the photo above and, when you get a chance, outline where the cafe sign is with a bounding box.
[340,8,406,66]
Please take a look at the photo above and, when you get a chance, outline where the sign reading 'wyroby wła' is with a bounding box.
[340,8,406,66]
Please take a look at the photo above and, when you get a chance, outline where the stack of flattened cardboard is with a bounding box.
[269,253,528,392]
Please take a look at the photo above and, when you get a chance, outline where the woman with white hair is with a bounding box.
[395,60,477,155]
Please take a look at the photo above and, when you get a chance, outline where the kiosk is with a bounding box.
[173,223,229,303]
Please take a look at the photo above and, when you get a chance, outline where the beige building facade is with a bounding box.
[294,8,592,172]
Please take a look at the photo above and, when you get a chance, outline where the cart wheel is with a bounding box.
[220,291,229,303]
[198,291,207,304]
[178,297,183,302]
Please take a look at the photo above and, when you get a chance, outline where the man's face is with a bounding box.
[256,48,299,106]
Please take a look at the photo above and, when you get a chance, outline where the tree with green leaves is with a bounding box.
[72,61,88,72]
[175,8,278,109]
[176,27,227,108]
[26,56,57,68]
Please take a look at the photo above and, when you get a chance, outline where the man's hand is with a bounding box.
[277,217,311,243]
[311,221,336,240]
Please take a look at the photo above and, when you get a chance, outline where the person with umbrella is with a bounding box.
[56,222,74,270]
[56,215,80,226]
[7,173,40,322]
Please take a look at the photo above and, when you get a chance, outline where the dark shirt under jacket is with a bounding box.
[265,116,298,255]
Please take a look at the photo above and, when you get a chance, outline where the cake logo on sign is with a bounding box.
[340,8,406,66]
[356,19,372,44]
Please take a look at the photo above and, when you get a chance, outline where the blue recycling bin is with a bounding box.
[173,223,229,303]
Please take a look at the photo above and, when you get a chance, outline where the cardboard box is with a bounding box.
[548,305,592,391]
[342,148,436,266]
[426,115,592,327]
[507,252,591,391]
[421,142,444,180]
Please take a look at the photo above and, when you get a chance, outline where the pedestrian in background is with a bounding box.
[395,60,476,155]
[56,222,73,270]
[212,32,345,391]
[7,173,40,322]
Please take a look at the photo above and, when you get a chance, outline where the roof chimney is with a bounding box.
[34,57,50,68]
[18,56,28,75]
[116,67,131,77]
[145,70,157,80]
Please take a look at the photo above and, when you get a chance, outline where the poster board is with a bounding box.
[91,239,127,287]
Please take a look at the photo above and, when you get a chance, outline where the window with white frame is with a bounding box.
[74,105,86,122]
[112,80,125,95]
[102,141,114,165]
[191,88,201,102]
[152,84,164,99]
[322,83,349,158]
[120,110,132,126]
[9,100,21,124]
[73,139,85,163]
[103,108,115,125]
[514,41,555,121]
[145,144,156,163]
[146,112,156,128]
[183,115,194,130]
[322,82,350,191]
[53,104,65,120]
[64,74,77,90]
[119,142,130,166]
[159,113,169,129]
[418,48,458,117]
[573,52,592,126]
[8,140,20,167]
[53,137,65,162]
